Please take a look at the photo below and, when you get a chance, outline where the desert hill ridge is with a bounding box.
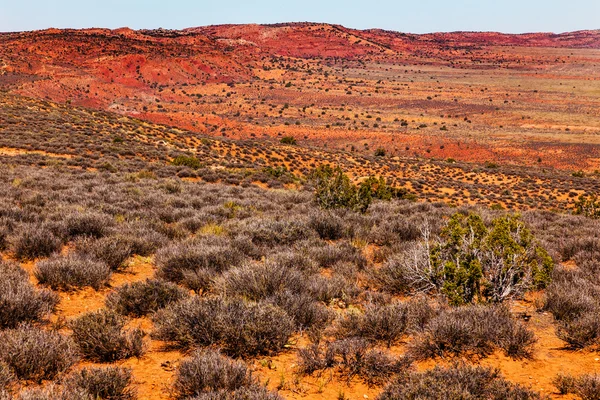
[1,22,600,172]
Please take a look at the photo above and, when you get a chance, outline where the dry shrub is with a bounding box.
[408,304,536,360]
[75,236,134,271]
[0,325,78,382]
[0,260,58,328]
[377,363,541,400]
[64,366,136,400]
[11,223,62,260]
[153,297,293,357]
[335,301,409,347]
[106,279,188,317]
[35,253,111,291]
[297,338,408,386]
[173,350,254,399]
[155,238,244,292]
[70,309,145,362]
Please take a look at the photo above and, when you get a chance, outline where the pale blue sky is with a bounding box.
[1,0,598,34]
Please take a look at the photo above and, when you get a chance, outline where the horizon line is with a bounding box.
[2,21,599,36]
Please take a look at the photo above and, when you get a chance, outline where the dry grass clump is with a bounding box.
[62,211,114,240]
[543,263,600,349]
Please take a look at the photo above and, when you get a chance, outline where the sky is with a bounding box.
[1,0,598,34]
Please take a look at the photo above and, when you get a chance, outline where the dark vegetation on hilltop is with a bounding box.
[0,94,599,399]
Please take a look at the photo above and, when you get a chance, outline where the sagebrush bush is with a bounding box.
[0,362,14,390]
[557,313,600,349]
[269,290,331,331]
[298,338,407,386]
[76,236,134,271]
[544,267,600,349]
[35,253,111,290]
[153,297,294,357]
[308,211,346,240]
[119,223,167,256]
[335,301,409,347]
[12,385,92,400]
[106,279,188,317]
[63,211,113,239]
[173,350,254,399]
[70,309,145,362]
[377,363,541,400]
[11,223,62,260]
[0,325,78,382]
[0,260,59,328]
[554,373,600,400]
[543,275,599,323]
[408,304,536,360]
[215,261,307,301]
[64,366,136,400]
[307,274,360,304]
[188,387,283,400]
[307,241,367,269]
[155,238,244,291]
[244,218,314,247]
[270,250,319,274]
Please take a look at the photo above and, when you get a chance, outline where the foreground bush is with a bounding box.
[554,373,600,399]
[11,385,92,400]
[188,387,283,400]
[155,238,244,292]
[377,363,541,399]
[76,236,134,271]
[63,211,113,239]
[0,362,14,390]
[0,260,58,328]
[70,309,145,362]
[11,223,62,260]
[173,350,254,398]
[298,339,407,386]
[173,350,284,400]
[215,261,307,301]
[268,290,331,331]
[106,279,188,317]
[0,325,78,382]
[153,297,293,357]
[35,253,111,290]
[64,366,136,400]
[543,268,600,349]
[335,301,409,347]
[408,304,536,360]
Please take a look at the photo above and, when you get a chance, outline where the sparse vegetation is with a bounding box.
[0,34,599,399]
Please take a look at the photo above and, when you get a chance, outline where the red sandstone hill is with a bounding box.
[1,23,599,171]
